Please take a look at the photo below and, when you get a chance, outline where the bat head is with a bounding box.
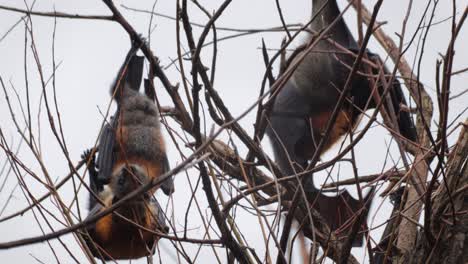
[110,164,150,201]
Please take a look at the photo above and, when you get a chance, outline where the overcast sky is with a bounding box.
[0,0,466,263]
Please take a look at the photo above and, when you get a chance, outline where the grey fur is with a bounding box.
[117,86,164,163]
[267,0,365,183]
[267,0,415,184]
[96,54,174,196]
[265,0,415,247]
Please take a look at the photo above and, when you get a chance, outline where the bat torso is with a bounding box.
[269,0,373,159]
[114,90,167,192]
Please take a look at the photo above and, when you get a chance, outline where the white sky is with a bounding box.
[0,0,466,263]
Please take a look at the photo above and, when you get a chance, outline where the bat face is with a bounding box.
[110,164,150,201]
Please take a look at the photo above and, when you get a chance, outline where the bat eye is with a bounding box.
[118,175,126,186]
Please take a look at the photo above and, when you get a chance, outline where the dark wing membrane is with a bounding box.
[97,115,117,185]
[84,203,104,231]
[366,52,417,142]
[160,155,175,195]
[267,79,310,176]
[388,78,417,141]
[314,187,375,247]
[149,197,169,233]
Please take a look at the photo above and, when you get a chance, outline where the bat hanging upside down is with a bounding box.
[82,44,174,260]
[266,0,417,246]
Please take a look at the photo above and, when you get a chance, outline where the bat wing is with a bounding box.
[83,201,117,260]
[314,187,375,247]
[83,202,104,248]
[149,197,169,233]
[365,51,417,142]
[160,155,175,196]
[386,74,417,142]
[85,202,105,230]
[97,116,118,185]
[267,79,311,176]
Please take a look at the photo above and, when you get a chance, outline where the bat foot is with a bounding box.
[81,148,96,163]
[131,33,147,51]
[390,186,405,205]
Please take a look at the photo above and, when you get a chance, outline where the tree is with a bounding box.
[0,1,466,263]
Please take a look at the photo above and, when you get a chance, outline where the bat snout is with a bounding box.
[160,224,169,234]
[111,164,150,200]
